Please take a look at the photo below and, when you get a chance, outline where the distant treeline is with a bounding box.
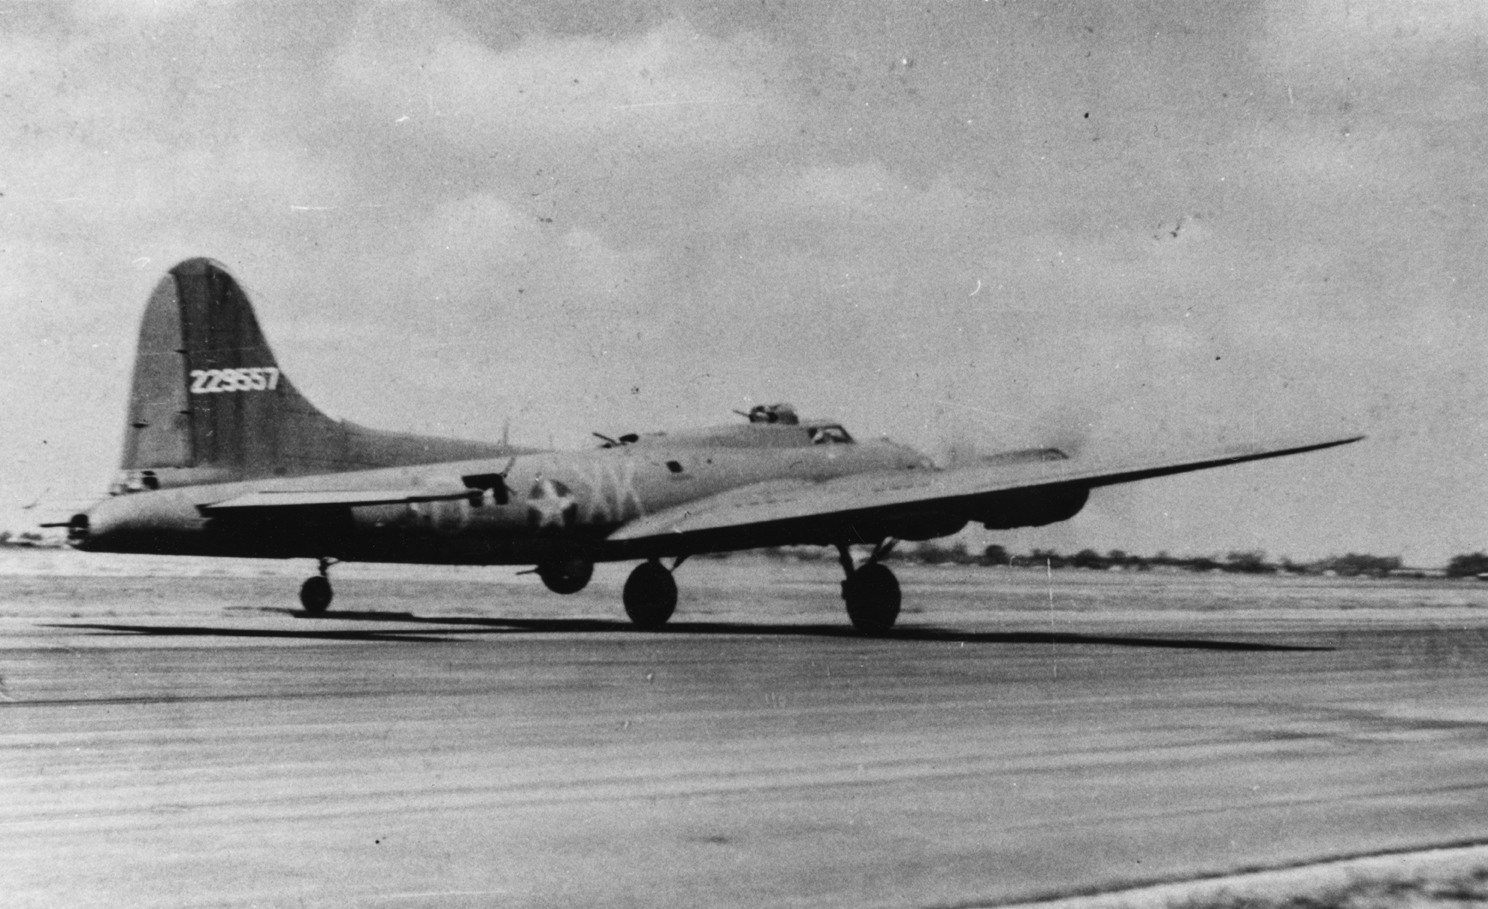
[7,527,1487,578]
[751,542,1488,578]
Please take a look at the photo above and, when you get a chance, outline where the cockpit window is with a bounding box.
[594,432,640,449]
[110,470,159,495]
[809,425,854,445]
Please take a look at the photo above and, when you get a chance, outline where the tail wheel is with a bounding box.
[623,561,677,629]
[843,562,900,633]
[537,557,594,594]
[299,575,333,614]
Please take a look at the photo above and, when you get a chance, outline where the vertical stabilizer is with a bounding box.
[117,258,510,492]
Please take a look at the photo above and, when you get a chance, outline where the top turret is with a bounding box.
[738,403,799,425]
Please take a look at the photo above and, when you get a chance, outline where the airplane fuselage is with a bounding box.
[80,433,931,565]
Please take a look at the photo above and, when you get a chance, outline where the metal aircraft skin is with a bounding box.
[64,259,1362,631]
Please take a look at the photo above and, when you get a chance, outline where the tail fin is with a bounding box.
[117,258,508,492]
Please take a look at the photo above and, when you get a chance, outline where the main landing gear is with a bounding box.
[623,559,679,630]
[837,541,901,633]
[299,557,336,614]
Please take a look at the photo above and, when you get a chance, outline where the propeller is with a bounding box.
[930,402,1098,469]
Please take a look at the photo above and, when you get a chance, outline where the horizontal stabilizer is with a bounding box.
[200,487,473,513]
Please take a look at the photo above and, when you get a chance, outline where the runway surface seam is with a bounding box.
[971,841,1488,909]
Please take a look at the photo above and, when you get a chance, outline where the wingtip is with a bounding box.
[1318,433,1366,449]
[1250,433,1365,460]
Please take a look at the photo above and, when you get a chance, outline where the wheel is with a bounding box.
[537,557,594,594]
[623,561,677,629]
[299,575,333,614]
[843,563,900,632]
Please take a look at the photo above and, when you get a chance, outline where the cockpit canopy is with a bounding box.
[746,403,852,443]
[807,424,853,444]
[596,403,854,449]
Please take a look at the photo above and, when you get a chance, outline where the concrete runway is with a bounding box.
[4,551,1488,908]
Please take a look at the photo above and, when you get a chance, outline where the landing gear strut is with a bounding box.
[838,541,901,633]
[299,557,336,614]
[623,559,678,629]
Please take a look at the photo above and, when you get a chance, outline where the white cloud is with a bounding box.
[72,0,235,19]
[329,11,793,161]
[1264,0,1488,70]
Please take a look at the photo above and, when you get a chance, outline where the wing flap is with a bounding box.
[608,434,1363,543]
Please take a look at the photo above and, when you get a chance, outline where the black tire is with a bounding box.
[299,575,333,614]
[537,557,594,594]
[843,563,901,633]
[623,561,677,629]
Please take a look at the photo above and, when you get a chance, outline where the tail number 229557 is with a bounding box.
[189,367,281,394]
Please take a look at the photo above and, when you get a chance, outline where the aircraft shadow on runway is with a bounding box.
[45,623,454,643]
[45,611,1331,652]
[119,607,1330,652]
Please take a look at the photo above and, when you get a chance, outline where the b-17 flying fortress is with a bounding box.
[62,259,1361,631]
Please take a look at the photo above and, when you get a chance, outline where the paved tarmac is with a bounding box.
[4,551,1488,908]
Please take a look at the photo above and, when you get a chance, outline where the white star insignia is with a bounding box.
[527,479,575,528]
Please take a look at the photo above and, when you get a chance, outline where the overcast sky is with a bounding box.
[3,0,1485,565]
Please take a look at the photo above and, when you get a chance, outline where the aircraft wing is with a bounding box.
[607,434,1363,546]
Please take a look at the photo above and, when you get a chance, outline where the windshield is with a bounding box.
[809,425,853,444]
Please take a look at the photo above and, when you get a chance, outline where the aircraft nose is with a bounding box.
[69,498,123,551]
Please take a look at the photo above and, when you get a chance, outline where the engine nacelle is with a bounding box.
[881,513,971,542]
[972,484,1089,530]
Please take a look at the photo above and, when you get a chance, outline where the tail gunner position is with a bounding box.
[64,259,1362,631]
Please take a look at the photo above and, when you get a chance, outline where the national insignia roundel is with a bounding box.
[526,478,578,529]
